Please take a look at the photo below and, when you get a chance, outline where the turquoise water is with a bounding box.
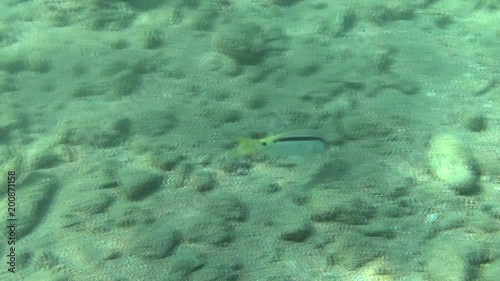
[0,0,499,280]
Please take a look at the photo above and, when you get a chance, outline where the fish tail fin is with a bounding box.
[234,137,260,156]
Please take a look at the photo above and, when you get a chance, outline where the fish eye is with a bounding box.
[261,141,267,146]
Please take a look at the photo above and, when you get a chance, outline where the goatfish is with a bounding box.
[235,129,329,157]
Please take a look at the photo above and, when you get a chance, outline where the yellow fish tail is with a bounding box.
[235,137,261,156]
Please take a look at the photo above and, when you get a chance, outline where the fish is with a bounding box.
[235,129,328,158]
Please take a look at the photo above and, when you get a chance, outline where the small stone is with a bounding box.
[425,237,487,281]
[128,226,180,259]
[150,150,184,171]
[183,215,233,245]
[325,232,382,270]
[428,134,479,194]
[70,191,114,217]
[204,192,246,222]
[213,22,266,64]
[276,212,312,242]
[118,166,163,200]
[1,172,58,239]
[169,246,206,278]
[463,113,487,132]
[309,190,375,224]
[142,27,164,49]
[188,168,216,192]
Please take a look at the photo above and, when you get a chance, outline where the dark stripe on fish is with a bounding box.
[276,136,327,143]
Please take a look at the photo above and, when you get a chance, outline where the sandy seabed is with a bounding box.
[0,0,499,280]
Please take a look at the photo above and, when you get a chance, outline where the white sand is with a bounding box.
[0,0,499,280]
